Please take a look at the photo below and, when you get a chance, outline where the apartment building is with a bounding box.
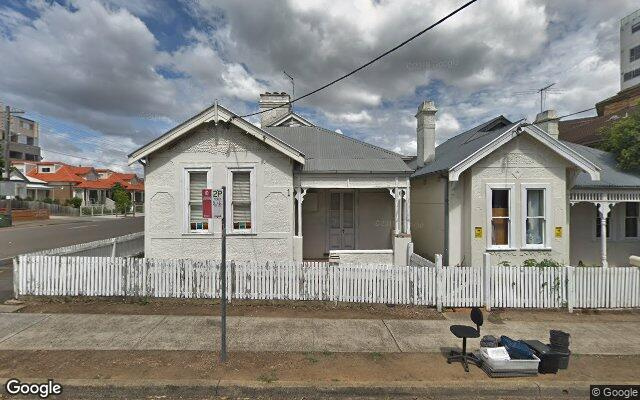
[0,110,41,161]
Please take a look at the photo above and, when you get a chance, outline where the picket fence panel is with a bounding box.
[14,256,441,306]
[490,266,567,309]
[13,255,640,310]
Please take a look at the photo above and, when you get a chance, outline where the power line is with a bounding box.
[238,0,479,119]
[40,148,132,168]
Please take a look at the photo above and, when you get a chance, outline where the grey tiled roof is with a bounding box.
[562,142,640,188]
[411,116,518,178]
[263,126,412,173]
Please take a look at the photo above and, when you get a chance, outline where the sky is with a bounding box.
[0,0,637,174]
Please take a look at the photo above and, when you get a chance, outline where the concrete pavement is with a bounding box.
[0,312,638,354]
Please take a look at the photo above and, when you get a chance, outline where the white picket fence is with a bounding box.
[12,253,640,311]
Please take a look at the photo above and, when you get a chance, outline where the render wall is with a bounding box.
[466,134,572,267]
[144,123,295,262]
[570,202,640,267]
[410,174,445,261]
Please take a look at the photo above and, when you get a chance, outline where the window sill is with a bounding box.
[486,247,517,252]
[521,246,553,251]
[182,232,214,236]
[227,232,257,236]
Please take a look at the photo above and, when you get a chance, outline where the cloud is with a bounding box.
[0,0,637,172]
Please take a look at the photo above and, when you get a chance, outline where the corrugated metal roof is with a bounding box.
[562,141,640,188]
[263,126,412,173]
[411,116,517,178]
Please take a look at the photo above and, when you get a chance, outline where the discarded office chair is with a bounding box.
[447,307,483,372]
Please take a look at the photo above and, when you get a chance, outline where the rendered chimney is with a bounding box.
[534,109,559,140]
[415,101,437,167]
[259,92,292,127]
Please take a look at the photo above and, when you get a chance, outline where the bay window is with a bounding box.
[231,169,253,232]
[523,188,547,247]
[186,169,209,233]
[489,188,511,248]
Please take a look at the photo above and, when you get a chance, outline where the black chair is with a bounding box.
[447,307,483,372]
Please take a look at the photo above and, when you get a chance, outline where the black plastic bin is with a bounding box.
[522,340,560,374]
[556,350,571,369]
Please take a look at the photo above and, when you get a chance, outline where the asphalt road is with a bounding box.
[0,216,143,301]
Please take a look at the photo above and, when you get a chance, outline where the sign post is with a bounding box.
[210,187,227,362]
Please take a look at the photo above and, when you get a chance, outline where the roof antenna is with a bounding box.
[514,83,565,113]
[283,70,295,99]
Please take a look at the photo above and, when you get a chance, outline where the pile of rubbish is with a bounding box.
[477,330,571,377]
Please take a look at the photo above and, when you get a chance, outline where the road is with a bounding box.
[0,216,143,301]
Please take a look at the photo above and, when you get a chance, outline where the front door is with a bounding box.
[328,191,355,250]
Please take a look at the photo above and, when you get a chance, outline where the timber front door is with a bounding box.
[329,191,355,250]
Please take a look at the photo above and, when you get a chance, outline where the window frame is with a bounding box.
[624,202,640,239]
[183,167,212,235]
[520,184,551,250]
[227,167,256,235]
[485,183,515,251]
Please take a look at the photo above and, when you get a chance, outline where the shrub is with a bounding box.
[43,198,53,204]
[522,258,563,268]
[67,197,82,209]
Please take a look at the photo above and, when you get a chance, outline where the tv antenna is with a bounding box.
[514,83,565,113]
[283,70,294,98]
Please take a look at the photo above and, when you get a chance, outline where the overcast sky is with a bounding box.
[0,0,637,173]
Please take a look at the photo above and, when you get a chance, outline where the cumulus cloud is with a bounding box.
[0,0,637,172]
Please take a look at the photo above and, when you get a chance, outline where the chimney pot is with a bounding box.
[259,92,292,127]
[415,100,437,167]
[534,109,559,140]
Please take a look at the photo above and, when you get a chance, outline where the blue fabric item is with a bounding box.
[500,336,534,360]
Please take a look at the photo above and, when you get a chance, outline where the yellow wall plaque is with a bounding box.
[555,227,563,238]
[474,227,483,238]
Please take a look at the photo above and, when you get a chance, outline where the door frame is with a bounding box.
[325,189,359,253]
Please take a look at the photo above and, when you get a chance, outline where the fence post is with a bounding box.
[12,256,19,299]
[567,266,574,313]
[483,253,491,311]
[435,254,443,312]
[110,239,117,258]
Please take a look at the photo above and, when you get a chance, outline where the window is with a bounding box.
[231,170,252,231]
[41,167,51,173]
[625,203,639,238]
[631,45,640,62]
[490,189,510,247]
[633,22,640,34]
[524,188,546,246]
[187,170,208,232]
[623,67,640,82]
[595,208,610,238]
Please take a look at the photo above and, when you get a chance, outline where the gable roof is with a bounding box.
[270,112,314,127]
[410,116,517,177]
[264,126,412,174]
[411,116,601,182]
[128,104,305,165]
[27,165,85,183]
[562,142,640,188]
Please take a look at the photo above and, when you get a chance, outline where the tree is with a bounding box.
[112,183,131,214]
[601,109,640,172]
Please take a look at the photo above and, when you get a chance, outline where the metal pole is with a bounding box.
[220,185,227,362]
[4,106,12,219]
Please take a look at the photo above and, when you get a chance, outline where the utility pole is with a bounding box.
[2,105,24,223]
[220,185,227,362]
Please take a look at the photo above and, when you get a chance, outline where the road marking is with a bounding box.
[67,224,99,229]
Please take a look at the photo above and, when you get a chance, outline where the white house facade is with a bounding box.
[130,93,413,265]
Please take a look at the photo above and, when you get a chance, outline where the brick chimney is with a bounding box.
[259,92,291,127]
[415,101,437,167]
[534,109,559,140]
